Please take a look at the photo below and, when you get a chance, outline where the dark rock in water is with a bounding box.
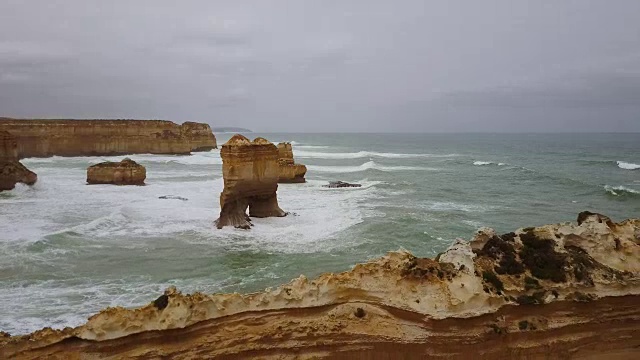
[324,181,362,188]
[153,294,169,310]
[577,211,611,226]
[159,195,188,201]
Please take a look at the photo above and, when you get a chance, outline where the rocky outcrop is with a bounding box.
[0,118,217,158]
[2,212,639,359]
[0,131,37,191]
[277,142,307,183]
[86,158,146,185]
[215,135,286,229]
[324,181,362,188]
[0,159,38,191]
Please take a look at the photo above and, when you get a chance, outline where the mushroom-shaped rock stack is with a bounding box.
[0,131,37,191]
[277,142,307,183]
[86,158,146,185]
[215,135,287,229]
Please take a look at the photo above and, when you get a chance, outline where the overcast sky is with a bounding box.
[1,1,639,132]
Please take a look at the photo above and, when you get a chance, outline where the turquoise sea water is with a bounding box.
[0,132,638,334]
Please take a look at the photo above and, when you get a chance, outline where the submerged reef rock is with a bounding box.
[2,212,639,359]
[0,118,217,158]
[277,142,307,183]
[0,131,37,191]
[86,158,146,185]
[324,180,362,188]
[215,134,286,229]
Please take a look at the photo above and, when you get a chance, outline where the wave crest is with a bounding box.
[295,150,458,159]
[473,161,507,166]
[307,161,438,173]
[604,185,640,196]
[617,161,640,170]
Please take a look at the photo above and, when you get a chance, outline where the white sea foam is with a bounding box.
[604,185,640,196]
[617,161,640,170]
[21,151,222,167]
[307,161,438,173]
[295,150,458,159]
[473,161,507,166]
[422,201,495,213]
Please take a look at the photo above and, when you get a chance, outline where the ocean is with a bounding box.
[1,132,639,334]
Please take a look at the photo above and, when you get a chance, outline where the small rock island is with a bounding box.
[86,158,146,185]
[277,142,307,183]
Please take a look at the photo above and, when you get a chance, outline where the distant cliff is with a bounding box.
[0,118,217,158]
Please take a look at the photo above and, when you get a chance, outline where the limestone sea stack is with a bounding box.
[0,131,37,191]
[86,158,146,185]
[215,135,286,229]
[0,118,217,158]
[277,142,307,183]
[2,212,639,359]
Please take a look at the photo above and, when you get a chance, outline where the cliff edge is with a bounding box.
[1,212,639,359]
[0,118,217,158]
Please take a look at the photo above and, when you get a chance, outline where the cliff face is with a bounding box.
[277,142,307,183]
[0,131,18,160]
[86,158,146,185]
[215,135,286,229]
[2,212,639,359]
[0,118,217,158]
[0,131,37,191]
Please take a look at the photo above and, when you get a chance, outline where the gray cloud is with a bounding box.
[1,0,639,132]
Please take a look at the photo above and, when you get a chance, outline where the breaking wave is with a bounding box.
[617,161,640,170]
[295,150,458,159]
[604,185,640,196]
[307,161,438,173]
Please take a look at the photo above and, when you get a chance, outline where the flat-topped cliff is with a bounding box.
[0,118,217,158]
[2,212,639,358]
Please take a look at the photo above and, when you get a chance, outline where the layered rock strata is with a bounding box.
[2,212,639,359]
[0,118,217,158]
[0,131,37,191]
[277,142,307,183]
[215,135,286,229]
[86,158,146,185]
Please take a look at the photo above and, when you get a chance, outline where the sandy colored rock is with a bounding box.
[2,212,639,359]
[0,118,217,158]
[277,142,307,183]
[0,160,38,191]
[0,131,38,191]
[215,135,286,229]
[0,131,19,160]
[86,158,146,185]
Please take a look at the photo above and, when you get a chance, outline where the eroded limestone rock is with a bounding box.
[0,118,217,158]
[2,212,639,358]
[277,142,307,183]
[0,131,37,191]
[86,158,146,185]
[215,135,286,229]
